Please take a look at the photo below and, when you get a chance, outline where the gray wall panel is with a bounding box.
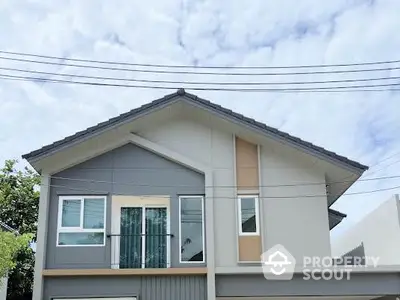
[43,275,207,300]
[46,143,205,269]
[215,273,400,297]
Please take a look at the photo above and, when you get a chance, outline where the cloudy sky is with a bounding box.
[1,0,400,241]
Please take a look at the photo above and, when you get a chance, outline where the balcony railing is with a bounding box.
[108,233,174,269]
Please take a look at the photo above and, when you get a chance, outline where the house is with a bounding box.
[332,194,400,266]
[23,89,399,300]
[0,221,18,300]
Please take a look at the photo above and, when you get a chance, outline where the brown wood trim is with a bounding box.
[42,267,207,276]
[238,235,261,262]
[235,137,259,190]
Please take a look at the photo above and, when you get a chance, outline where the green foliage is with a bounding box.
[0,232,32,279]
[0,159,40,299]
[0,160,40,237]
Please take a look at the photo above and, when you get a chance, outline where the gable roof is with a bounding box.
[22,89,368,172]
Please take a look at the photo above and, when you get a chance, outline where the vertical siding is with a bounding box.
[43,275,207,300]
[141,276,207,300]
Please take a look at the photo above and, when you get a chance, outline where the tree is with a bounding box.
[0,232,32,279]
[0,160,40,299]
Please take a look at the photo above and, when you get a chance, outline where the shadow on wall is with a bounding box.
[333,242,365,266]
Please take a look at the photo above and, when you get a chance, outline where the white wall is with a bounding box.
[0,276,8,300]
[331,194,400,265]
[260,143,331,261]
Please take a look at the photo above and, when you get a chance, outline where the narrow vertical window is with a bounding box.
[179,196,205,263]
[238,196,259,235]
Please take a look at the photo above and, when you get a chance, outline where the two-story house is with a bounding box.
[23,89,400,300]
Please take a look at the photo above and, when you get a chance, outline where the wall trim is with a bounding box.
[32,174,50,300]
[42,268,208,276]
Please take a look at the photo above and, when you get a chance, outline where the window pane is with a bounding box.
[120,207,142,269]
[180,197,204,262]
[83,198,105,229]
[241,197,256,233]
[145,208,167,268]
[61,200,81,227]
[58,232,104,245]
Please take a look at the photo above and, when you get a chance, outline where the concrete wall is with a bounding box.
[46,143,205,269]
[332,194,400,266]
[139,118,331,268]
[43,275,206,300]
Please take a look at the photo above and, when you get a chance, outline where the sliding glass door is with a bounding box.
[119,206,168,269]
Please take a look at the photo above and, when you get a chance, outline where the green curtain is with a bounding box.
[145,208,167,268]
[120,207,142,268]
[119,207,167,268]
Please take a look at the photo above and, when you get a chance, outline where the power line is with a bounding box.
[49,173,400,189]
[364,158,400,178]
[2,50,400,69]
[43,182,400,199]
[2,55,400,76]
[3,66,400,86]
[361,151,400,179]
[1,74,400,93]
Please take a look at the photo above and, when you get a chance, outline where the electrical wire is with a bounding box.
[3,66,400,86]
[2,50,400,69]
[49,173,400,189]
[364,158,400,178]
[2,55,400,76]
[43,182,400,199]
[1,73,400,93]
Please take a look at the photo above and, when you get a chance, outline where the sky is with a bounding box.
[1,0,400,242]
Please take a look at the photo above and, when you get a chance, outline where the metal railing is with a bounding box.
[107,233,174,269]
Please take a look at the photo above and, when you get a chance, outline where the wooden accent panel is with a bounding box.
[235,137,259,190]
[42,267,207,276]
[112,196,170,207]
[238,236,261,262]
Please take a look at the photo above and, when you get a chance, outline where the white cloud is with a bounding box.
[0,0,399,241]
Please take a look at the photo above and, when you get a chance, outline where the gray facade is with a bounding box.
[215,273,400,297]
[46,143,205,269]
[43,275,207,300]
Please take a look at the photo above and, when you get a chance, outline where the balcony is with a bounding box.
[108,233,174,269]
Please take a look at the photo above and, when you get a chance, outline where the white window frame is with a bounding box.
[178,195,205,264]
[56,195,107,247]
[238,195,260,236]
[112,204,171,269]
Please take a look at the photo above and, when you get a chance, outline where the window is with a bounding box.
[119,206,169,269]
[238,196,259,235]
[179,196,205,263]
[57,196,106,246]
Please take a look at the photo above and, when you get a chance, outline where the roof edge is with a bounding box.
[22,89,368,173]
